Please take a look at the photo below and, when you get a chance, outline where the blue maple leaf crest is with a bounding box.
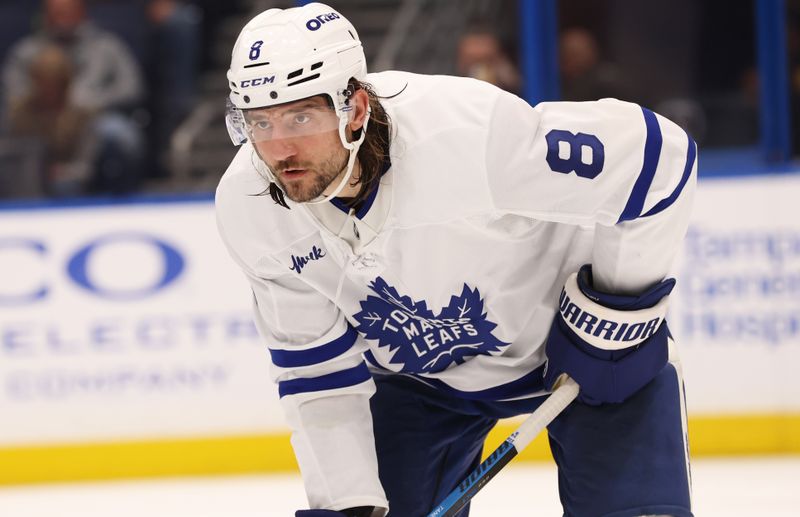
[354,277,510,373]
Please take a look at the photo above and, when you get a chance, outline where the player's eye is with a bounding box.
[253,120,271,130]
[293,113,312,125]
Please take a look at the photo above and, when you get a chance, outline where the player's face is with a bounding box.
[245,96,348,203]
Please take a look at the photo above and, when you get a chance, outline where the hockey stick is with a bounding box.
[426,376,579,517]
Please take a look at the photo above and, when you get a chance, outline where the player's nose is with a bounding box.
[265,138,298,162]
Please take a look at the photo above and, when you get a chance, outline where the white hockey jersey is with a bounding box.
[215,71,697,513]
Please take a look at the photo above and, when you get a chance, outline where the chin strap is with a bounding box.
[305,106,371,205]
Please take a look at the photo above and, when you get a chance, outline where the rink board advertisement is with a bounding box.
[0,199,280,446]
[669,174,800,414]
[1,174,799,482]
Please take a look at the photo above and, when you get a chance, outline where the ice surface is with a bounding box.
[0,457,798,516]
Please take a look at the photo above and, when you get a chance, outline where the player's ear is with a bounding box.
[348,88,370,132]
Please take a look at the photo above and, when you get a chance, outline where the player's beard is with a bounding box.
[272,146,350,203]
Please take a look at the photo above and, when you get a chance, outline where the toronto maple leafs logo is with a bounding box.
[354,277,510,374]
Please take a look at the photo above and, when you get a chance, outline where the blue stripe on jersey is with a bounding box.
[269,326,357,368]
[278,362,371,397]
[617,107,663,223]
[411,364,547,401]
[642,134,697,218]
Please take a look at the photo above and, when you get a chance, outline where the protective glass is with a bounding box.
[241,99,341,145]
[225,98,249,145]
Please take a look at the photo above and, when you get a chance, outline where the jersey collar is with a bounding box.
[302,153,393,252]
[329,154,392,219]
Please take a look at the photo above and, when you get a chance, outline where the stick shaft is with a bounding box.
[510,376,579,450]
[426,377,579,517]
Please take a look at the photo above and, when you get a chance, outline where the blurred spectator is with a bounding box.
[7,44,95,197]
[557,25,707,144]
[559,27,626,101]
[456,25,521,95]
[145,0,201,179]
[2,0,144,113]
[2,0,145,195]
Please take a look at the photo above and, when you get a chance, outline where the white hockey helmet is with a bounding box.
[225,2,367,146]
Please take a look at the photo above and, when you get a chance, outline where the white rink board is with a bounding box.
[0,200,280,445]
[2,172,800,448]
[670,174,800,414]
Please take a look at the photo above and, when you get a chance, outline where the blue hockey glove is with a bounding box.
[296,507,374,517]
[543,264,675,405]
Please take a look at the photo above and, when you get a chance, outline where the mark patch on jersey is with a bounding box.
[354,277,510,373]
[288,245,326,274]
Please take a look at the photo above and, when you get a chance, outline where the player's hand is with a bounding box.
[543,264,674,405]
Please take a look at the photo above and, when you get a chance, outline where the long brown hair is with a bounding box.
[265,78,392,209]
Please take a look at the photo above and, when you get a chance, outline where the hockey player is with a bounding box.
[216,3,696,517]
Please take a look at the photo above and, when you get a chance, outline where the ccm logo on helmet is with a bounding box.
[240,76,275,88]
[306,12,340,31]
